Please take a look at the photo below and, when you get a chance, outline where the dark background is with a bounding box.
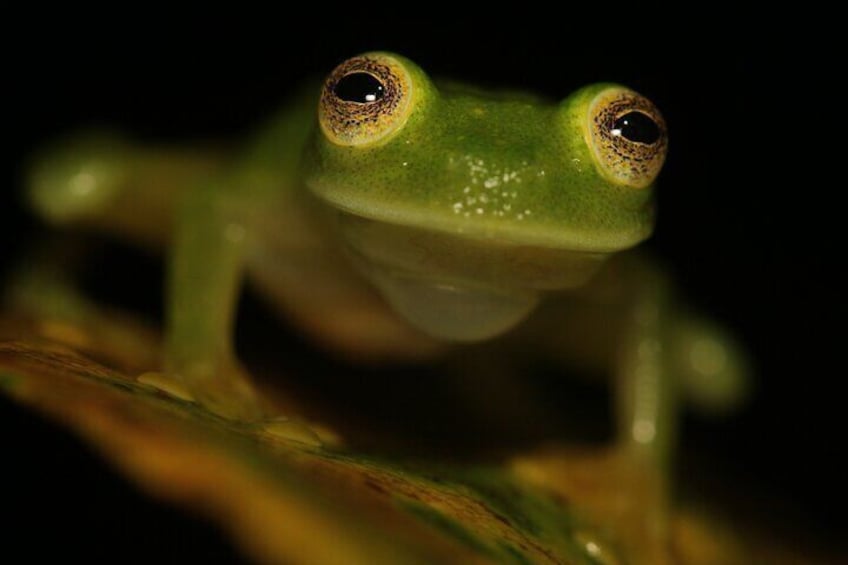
[3,22,842,562]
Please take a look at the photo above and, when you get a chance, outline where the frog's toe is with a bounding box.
[188,377,268,423]
[138,370,265,423]
[138,371,196,402]
[258,417,323,447]
[137,372,321,445]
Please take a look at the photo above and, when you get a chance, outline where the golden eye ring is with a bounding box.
[319,53,414,147]
[586,87,668,188]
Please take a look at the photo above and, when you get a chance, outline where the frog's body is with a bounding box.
[20,52,748,561]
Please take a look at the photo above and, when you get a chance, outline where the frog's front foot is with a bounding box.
[137,365,322,447]
[513,448,672,564]
[138,371,196,403]
[138,364,262,420]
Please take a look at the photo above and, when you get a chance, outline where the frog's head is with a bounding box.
[303,52,667,341]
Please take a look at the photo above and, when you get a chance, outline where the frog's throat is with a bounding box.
[338,212,611,342]
[361,265,540,342]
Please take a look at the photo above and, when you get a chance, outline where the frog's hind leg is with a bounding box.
[16,129,223,382]
[3,236,162,372]
[26,129,224,246]
[19,131,317,439]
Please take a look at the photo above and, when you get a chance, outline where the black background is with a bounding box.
[3,21,842,562]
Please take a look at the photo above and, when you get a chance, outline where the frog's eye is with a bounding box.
[586,87,668,188]
[319,53,413,146]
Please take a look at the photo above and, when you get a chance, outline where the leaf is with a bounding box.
[0,316,823,564]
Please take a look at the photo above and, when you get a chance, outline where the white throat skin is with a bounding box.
[356,260,541,341]
[336,211,610,342]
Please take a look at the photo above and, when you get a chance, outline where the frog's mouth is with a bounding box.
[336,211,612,342]
[310,178,654,254]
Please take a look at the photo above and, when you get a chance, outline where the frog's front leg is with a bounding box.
[156,181,321,445]
[151,178,263,421]
[610,268,676,559]
[521,256,750,563]
[556,269,678,561]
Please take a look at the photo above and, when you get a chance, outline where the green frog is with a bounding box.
[21,51,748,559]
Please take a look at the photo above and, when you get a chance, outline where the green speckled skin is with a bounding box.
[306,62,655,251]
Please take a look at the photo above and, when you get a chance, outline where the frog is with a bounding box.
[18,51,748,558]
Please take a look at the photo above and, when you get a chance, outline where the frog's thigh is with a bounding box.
[27,130,223,245]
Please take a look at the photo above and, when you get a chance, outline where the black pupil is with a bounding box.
[613,111,661,144]
[334,72,385,103]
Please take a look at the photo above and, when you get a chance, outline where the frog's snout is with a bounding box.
[27,131,129,225]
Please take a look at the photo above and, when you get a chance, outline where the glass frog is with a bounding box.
[20,51,748,556]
